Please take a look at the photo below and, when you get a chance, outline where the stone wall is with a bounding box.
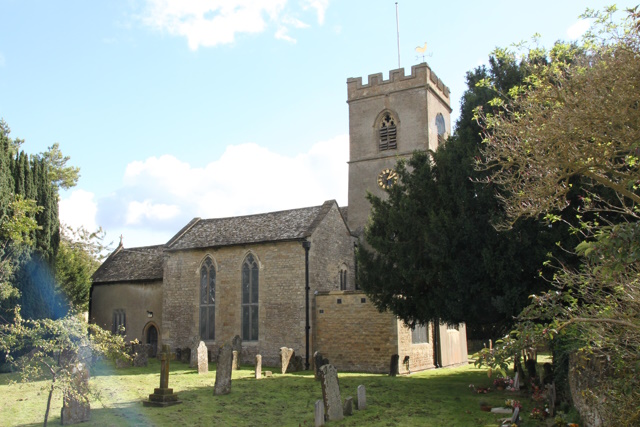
[90,280,162,343]
[162,203,354,367]
[396,321,435,374]
[314,291,398,373]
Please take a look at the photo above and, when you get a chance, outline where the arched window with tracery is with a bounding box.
[435,113,446,145]
[242,254,259,341]
[378,112,398,151]
[339,264,348,290]
[200,257,216,340]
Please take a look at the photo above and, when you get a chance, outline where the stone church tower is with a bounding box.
[346,63,452,235]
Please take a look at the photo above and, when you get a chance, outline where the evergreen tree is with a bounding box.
[357,53,576,336]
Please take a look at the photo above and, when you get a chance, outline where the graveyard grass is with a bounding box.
[1,360,555,426]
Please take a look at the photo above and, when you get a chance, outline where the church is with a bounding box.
[89,63,468,374]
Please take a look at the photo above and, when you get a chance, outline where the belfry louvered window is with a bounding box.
[200,257,216,341]
[379,113,397,151]
[242,254,259,341]
[436,113,446,145]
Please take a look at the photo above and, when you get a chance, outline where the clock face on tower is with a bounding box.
[377,168,398,189]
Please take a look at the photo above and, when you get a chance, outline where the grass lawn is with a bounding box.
[1,360,566,426]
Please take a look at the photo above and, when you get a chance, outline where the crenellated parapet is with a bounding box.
[347,62,450,106]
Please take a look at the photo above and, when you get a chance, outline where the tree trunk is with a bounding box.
[44,377,55,427]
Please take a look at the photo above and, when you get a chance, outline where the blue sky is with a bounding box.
[0,1,634,248]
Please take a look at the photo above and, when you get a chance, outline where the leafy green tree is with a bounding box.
[475,6,640,424]
[55,226,108,311]
[357,50,573,336]
[37,143,80,190]
[0,309,129,426]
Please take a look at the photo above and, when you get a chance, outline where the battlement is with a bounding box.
[347,62,450,105]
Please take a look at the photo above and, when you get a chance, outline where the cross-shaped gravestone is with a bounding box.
[143,345,182,407]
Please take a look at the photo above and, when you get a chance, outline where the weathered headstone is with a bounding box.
[180,347,191,364]
[143,346,182,407]
[357,385,366,410]
[314,351,324,380]
[255,354,262,379]
[287,354,304,373]
[232,351,239,370]
[115,357,131,369]
[232,334,242,366]
[319,364,343,421]
[280,347,294,374]
[513,371,520,391]
[197,341,208,374]
[61,362,90,425]
[264,371,273,377]
[189,336,200,368]
[389,354,399,377]
[213,343,233,395]
[343,397,353,416]
[314,399,325,427]
[133,344,150,367]
[510,407,520,424]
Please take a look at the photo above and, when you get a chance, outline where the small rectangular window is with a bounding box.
[411,323,429,344]
[112,309,126,335]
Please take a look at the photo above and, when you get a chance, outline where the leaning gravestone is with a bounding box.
[389,354,399,377]
[280,347,294,374]
[343,397,354,416]
[357,385,366,410]
[319,364,343,421]
[255,354,262,379]
[61,362,90,425]
[197,341,208,374]
[314,399,325,427]
[214,343,233,395]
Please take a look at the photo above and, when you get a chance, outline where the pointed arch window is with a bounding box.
[436,113,446,145]
[200,257,216,341]
[379,112,397,151]
[242,254,259,341]
[339,265,348,290]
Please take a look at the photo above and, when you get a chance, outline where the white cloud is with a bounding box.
[302,0,329,25]
[96,135,348,247]
[567,19,590,40]
[140,0,327,49]
[59,189,99,231]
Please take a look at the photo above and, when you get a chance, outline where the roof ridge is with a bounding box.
[166,217,201,248]
[197,203,323,223]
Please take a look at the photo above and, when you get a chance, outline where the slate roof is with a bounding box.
[92,244,164,284]
[166,200,337,251]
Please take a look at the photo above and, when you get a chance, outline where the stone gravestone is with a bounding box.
[232,351,239,370]
[255,354,262,379]
[143,346,181,407]
[389,354,399,377]
[232,335,242,367]
[343,397,354,416]
[287,354,304,373]
[61,362,90,425]
[357,385,366,410]
[213,343,233,395]
[197,341,208,374]
[314,351,325,380]
[189,336,200,368]
[133,343,150,367]
[319,364,343,421]
[513,371,520,391]
[280,347,294,374]
[510,407,520,425]
[314,399,325,427]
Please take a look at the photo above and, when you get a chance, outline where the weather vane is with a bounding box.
[415,42,432,62]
